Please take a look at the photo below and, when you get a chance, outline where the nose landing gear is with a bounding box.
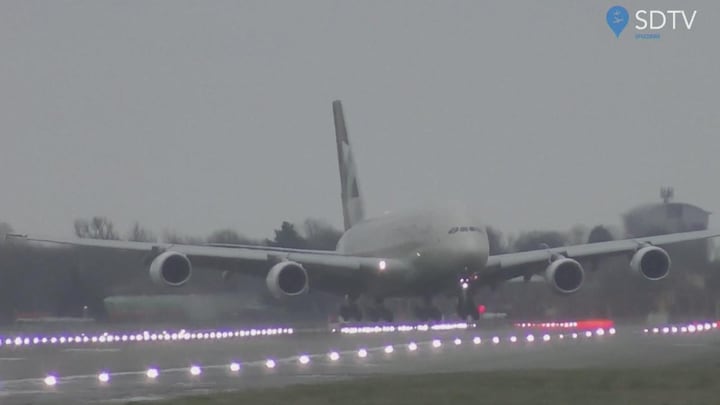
[456,276,480,321]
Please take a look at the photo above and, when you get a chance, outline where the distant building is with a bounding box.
[623,187,710,237]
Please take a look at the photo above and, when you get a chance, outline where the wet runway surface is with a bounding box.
[1,322,719,404]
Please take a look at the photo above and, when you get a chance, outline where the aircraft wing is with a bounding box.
[4,234,407,293]
[484,230,720,283]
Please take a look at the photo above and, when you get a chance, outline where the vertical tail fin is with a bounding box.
[333,100,365,231]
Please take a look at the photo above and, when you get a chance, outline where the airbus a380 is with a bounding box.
[9,100,720,322]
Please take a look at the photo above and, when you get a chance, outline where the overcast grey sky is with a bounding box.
[1,1,718,240]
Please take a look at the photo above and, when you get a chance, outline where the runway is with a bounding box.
[0,321,718,404]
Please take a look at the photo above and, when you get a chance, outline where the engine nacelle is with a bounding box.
[149,251,192,287]
[265,261,309,299]
[545,258,584,294]
[630,245,671,281]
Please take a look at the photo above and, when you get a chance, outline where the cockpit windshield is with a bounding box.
[448,226,483,234]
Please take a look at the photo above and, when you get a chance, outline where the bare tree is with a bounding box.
[128,222,156,242]
[0,222,13,236]
[74,216,119,240]
[266,221,307,249]
[569,224,589,245]
[206,229,258,245]
[303,218,342,250]
[162,230,204,245]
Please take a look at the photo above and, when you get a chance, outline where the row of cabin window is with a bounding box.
[448,226,482,234]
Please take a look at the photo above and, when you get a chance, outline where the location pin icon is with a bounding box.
[606,6,629,38]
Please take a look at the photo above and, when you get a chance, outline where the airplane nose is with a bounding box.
[452,233,488,270]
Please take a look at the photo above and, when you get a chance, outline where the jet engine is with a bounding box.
[630,245,671,281]
[545,258,584,294]
[149,251,192,287]
[266,261,309,299]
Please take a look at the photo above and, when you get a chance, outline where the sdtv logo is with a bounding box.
[606,6,697,39]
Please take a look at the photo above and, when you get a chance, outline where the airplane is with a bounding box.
[7,100,720,323]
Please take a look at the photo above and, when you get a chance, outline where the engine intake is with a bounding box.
[545,258,584,294]
[149,251,192,287]
[266,261,309,299]
[630,246,671,281]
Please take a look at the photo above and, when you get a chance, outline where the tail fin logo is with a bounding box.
[333,100,365,230]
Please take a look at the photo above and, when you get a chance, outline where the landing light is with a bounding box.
[44,375,57,387]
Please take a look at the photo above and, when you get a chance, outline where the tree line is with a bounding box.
[72,216,343,251]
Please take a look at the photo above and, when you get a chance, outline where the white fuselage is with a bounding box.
[335,205,490,297]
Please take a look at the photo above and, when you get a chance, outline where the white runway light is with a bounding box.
[44,375,57,387]
[509,336,517,343]
[146,368,159,379]
[408,342,418,351]
[298,355,310,365]
[329,351,340,361]
[230,362,241,372]
[384,345,394,354]
[473,337,481,345]
[357,348,368,358]
[432,339,442,348]
[492,336,500,344]
[454,338,462,345]
[526,334,535,343]
[265,359,276,369]
[190,366,202,376]
[98,372,110,383]
[543,334,551,342]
